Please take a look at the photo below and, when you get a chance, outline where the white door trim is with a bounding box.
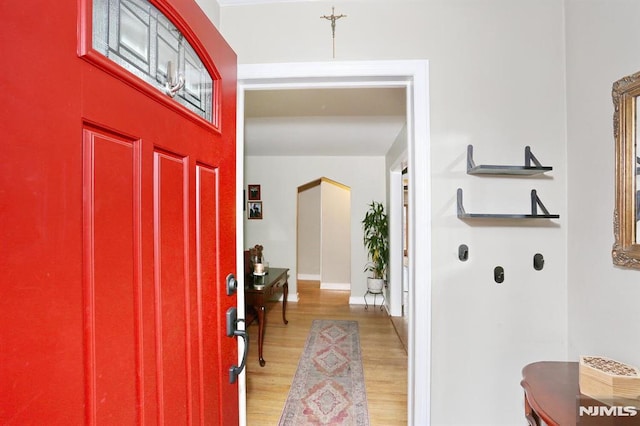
[235,60,431,426]
[388,163,405,317]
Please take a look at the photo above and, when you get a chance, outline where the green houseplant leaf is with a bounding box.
[362,201,389,280]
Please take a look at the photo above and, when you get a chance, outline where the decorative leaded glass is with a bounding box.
[92,0,214,122]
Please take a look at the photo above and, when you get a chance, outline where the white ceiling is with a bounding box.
[243,87,407,156]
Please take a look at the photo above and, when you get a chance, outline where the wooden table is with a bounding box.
[244,268,289,366]
[520,361,639,426]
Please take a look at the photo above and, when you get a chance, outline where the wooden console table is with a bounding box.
[521,361,639,426]
[245,267,289,366]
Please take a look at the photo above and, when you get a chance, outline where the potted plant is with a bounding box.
[362,201,389,293]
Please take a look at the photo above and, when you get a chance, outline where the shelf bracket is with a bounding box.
[466,144,477,172]
[524,146,543,168]
[530,189,551,216]
[457,188,467,217]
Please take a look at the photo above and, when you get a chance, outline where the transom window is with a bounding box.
[92,0,214,122]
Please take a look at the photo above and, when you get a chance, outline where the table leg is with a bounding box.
[282,282,289,324]
[524,392,541,426]
[257,305,266,367]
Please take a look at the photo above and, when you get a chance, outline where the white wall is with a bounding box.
[244,156,385,301]
[297,184,321,279]
[296,179,351,287]
[320,180,351,288]
[224,1,568,424]
[565,0,640,369]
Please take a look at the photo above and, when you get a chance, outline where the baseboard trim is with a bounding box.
[297,273,320,281]
[349,296,365,305]
[320,282,350,290]
[282,293,299,303]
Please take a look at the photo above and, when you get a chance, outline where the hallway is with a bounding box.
[245,281,408,425]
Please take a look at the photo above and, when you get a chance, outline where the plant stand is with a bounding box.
[364,289,385,311]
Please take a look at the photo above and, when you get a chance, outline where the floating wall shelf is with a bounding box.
[457,188,559,219]
[467,144,552,175]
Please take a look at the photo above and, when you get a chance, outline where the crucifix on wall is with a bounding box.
[320,6,347,58]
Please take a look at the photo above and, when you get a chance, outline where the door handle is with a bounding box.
[226,307,249,384]
[164,60,185,98]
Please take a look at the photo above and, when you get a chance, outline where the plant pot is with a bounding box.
[367,278,385,293]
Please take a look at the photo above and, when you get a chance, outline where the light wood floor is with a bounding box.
[245,281,408,425]
[390,315,408,354]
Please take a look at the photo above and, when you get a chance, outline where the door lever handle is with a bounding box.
[229,328,248,384]
[226,307,249,384]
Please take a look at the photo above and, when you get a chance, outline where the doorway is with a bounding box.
[297,177,351,290]
[236,60,431,425]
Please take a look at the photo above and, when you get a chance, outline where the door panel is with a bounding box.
[83,127,141,424]
[195,165,222,424]
[1,0,237,424]
[153,151,190,424]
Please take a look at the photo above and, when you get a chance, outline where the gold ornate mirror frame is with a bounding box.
[613,71,640,268]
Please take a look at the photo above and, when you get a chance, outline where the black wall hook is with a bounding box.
[458,244,469,261]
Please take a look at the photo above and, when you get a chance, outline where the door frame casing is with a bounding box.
[235,60,431,426]
[388,160,406,317]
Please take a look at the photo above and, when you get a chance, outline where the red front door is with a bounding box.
[1,0,238,424]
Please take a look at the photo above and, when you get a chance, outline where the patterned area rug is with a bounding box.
[278,320,370,425]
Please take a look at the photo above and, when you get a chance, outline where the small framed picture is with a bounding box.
[248,201,263,219]
[248,184,261,200]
